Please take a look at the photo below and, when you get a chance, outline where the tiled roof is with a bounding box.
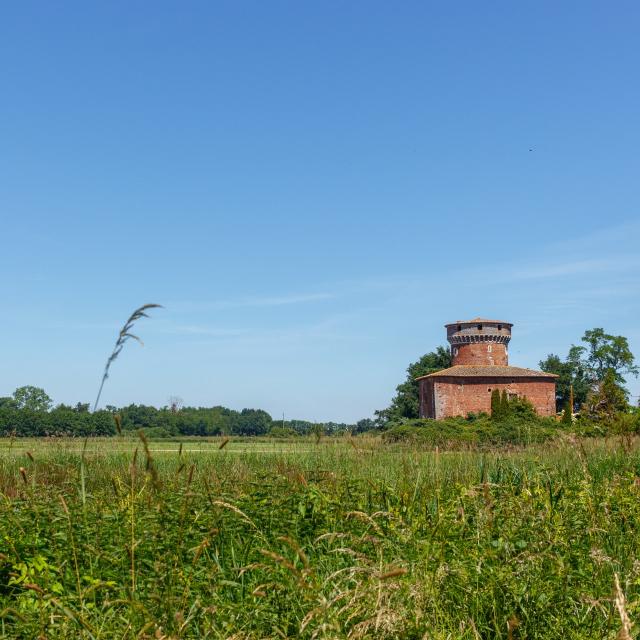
[445,317,512,326]
[416,365,558,380]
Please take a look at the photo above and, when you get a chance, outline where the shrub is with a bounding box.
[383,402,558,448]
[268,426,299,438]
[140,426,174,439]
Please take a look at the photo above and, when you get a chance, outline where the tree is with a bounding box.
[490,389,501,418]
[580,328,638,384]
[561,385,574,425]
[582,369,629,425]
[12,386,52,412]
[233,409,272,436]
[540,328,636,412]
[540,349,590,412]
[375,347,452,425]
[500,390,509,417]
[354,418,375,434]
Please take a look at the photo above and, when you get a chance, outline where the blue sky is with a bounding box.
[1,2,639,421]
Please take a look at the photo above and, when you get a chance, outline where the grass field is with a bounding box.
[1,435,639,639]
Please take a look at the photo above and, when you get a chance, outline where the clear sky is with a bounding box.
[1,2,639,421]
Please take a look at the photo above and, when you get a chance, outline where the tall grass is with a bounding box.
[0,436,638,638]
[93,304,162,411]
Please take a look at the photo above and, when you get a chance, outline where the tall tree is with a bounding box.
[500,390,509,417]
[561,385,574,425]
[375,346,452,425]
[12,386,52,412]
[540,350,591,412]
[540,328,636,411]
[580,328,638,383]
[582,369,629,424]
[490,389,501,418]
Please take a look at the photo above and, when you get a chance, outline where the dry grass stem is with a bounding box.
[93,303,162,411]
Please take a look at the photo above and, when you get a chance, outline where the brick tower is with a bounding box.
[417,317,557,419]
[447,318,512,366]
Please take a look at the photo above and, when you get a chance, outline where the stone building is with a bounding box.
[417,318,557,419]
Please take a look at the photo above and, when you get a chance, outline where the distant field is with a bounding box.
[1,435,638,638]
[0,436,322,456]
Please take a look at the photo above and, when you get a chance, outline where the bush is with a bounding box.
[383,407,558,448]
[383,418,479,447]
[268,426,299,438]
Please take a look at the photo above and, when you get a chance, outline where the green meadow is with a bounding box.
[1,436,639,639]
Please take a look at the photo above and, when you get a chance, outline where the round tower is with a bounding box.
[446,318,512,366]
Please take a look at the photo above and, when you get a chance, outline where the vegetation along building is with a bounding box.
[417,318,557,419]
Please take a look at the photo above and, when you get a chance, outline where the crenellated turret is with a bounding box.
[446,318,512,367]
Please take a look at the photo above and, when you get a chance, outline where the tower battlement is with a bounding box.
[445,318,513,367]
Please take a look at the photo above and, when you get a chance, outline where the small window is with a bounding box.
[487,388,492,393]
[457,325,461,331]
[477,324,483,330]
[498,324,503,331]
[487,345,492,353]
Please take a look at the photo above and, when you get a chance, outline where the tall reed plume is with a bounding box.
[93,303,162,411]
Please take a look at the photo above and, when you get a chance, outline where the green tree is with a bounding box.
[490,389,501,418]
[580,328,638,384]
[12,386,52,412]
[540,348,591,412]
[540,328,636,412]
[582,369,629,425]
[500,390,510,418]
[233,409,272,436]
[561,385,574,425]
[354,418,375,434]
[375,346,452,425]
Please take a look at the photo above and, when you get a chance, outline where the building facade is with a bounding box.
[417,318,557,419]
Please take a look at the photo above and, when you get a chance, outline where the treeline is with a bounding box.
[0,388,358,438]
[112,405,357,438]
[0,405,116,437]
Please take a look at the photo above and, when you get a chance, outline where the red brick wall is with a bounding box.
[419,376,556,419]
[452,342,508,366]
